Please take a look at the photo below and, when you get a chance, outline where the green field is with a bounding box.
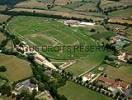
[58,81,112,100]
[8,16,112,75]
[104,64,132,83]
[0,53,32,82]
[8,16,109,60]
[66,51,109,76]
[109,8,132,18]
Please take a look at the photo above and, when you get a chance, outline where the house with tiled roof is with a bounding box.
[96,76,129,93]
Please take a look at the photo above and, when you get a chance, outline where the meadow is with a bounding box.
[0,53,32,82]
[8,16,112,75]
[109,8,132,18]
[66,51,109,76]
[58,81,112,100]
[104,64,132,83]
[8,16,102,59]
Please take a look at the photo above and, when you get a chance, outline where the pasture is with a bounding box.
[0,53,32,82]
[8,15,112,75]
[66,51,109,76]
[104,64,132,83]
[109,8,132,18]
[8,16,103,60]
[58,81,112,100]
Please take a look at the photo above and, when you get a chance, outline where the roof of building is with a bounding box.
[97,76,129,89]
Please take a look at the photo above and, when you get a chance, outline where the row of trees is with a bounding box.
[2,9,95,22]
[55,69,127,100]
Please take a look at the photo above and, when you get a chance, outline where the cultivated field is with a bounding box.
[101,0,123,9]
[104,65,132,83]
[58,81,112,100]
[15,0,49,10]
[0,53,32,82]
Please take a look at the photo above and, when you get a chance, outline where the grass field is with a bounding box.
[0,53,32,82]
[58,81,112,100]
[66,51,109,76]
[8,16,107,60]
[104,64,132,83]
[101,0,123,9]
[8,16,112,75]
[109,8,132,18]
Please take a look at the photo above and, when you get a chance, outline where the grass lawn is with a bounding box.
[0,53,32,82]
[8,16,93,45]
[8,16,104,60]
[104,64,132,83]
[58,81,112,100]
[66,51,109,76]
[8,16,112,75]
[91,31,115,40]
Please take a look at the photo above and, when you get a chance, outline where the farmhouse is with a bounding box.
[15,41,58,70]
[82,73,96,82]
[110,35,130,50]
[64,20,95,27]
[34,53,58,70]
[114,28,126,36]
[16,41,36,56]
[117,51,132,63]
[64,20,80,25]
[12,79,38,95]
[117,52,127,62]
[80,22,95,26]
[96,76,129,93]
